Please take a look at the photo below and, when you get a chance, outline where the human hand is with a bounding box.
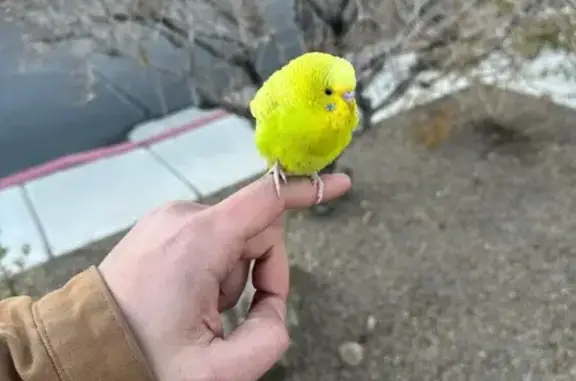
[98,174,351,381]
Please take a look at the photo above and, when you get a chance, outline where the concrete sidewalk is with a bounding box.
[0,109,267,271]
[1,50,575,273]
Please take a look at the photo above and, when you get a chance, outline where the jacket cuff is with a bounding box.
[32,266,156,381]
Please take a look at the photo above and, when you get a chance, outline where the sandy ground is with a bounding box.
[9,86,576,381]
[278,86,576,381]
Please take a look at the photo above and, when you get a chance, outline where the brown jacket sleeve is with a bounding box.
[0,266,156,381]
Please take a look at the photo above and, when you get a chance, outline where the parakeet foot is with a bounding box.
[310,172,324,204]
[266,161,288,198]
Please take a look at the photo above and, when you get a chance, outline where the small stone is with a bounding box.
[286,304,300,328]
[365,314,377,334]
[338,341,365,366]
[361,211,373,225]
[412,210,430,222]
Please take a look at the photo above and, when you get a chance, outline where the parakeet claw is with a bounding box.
[266,163,324,204]
[266,161,288,198]
[310,172,324,204]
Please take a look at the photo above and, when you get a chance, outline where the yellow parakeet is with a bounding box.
[250,51,359,204]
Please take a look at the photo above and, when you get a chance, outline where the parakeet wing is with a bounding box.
[254,102,350,176]
[249,76,283,121]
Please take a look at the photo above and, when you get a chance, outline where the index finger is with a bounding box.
[211,173,351,239]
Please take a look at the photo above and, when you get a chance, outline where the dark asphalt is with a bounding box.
[0,22,191,179]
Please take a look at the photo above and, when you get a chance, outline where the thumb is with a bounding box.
[206,292,289,381]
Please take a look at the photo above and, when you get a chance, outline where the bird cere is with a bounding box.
[249,51,360,204]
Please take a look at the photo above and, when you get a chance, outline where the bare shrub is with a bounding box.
[0,230,40,298]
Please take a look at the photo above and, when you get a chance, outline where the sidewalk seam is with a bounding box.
[143,147,204,200]
[19,185,54,259]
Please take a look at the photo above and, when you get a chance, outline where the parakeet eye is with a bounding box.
[324,88,333,96]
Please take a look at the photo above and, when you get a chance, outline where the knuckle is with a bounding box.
[188,363,224,381]
[162,200,204,215]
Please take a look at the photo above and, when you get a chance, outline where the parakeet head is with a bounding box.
[321,56,357,113]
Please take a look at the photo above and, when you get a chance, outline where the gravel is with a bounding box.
[277,86,576,381]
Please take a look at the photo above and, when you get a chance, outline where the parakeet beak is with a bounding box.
[343,91,355,102]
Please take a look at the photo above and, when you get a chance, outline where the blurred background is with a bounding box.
[3,0,576,380]
[0,1,304,179]
[2,0,571,178]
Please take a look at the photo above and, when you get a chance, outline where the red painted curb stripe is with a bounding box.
[0,109,229,190]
